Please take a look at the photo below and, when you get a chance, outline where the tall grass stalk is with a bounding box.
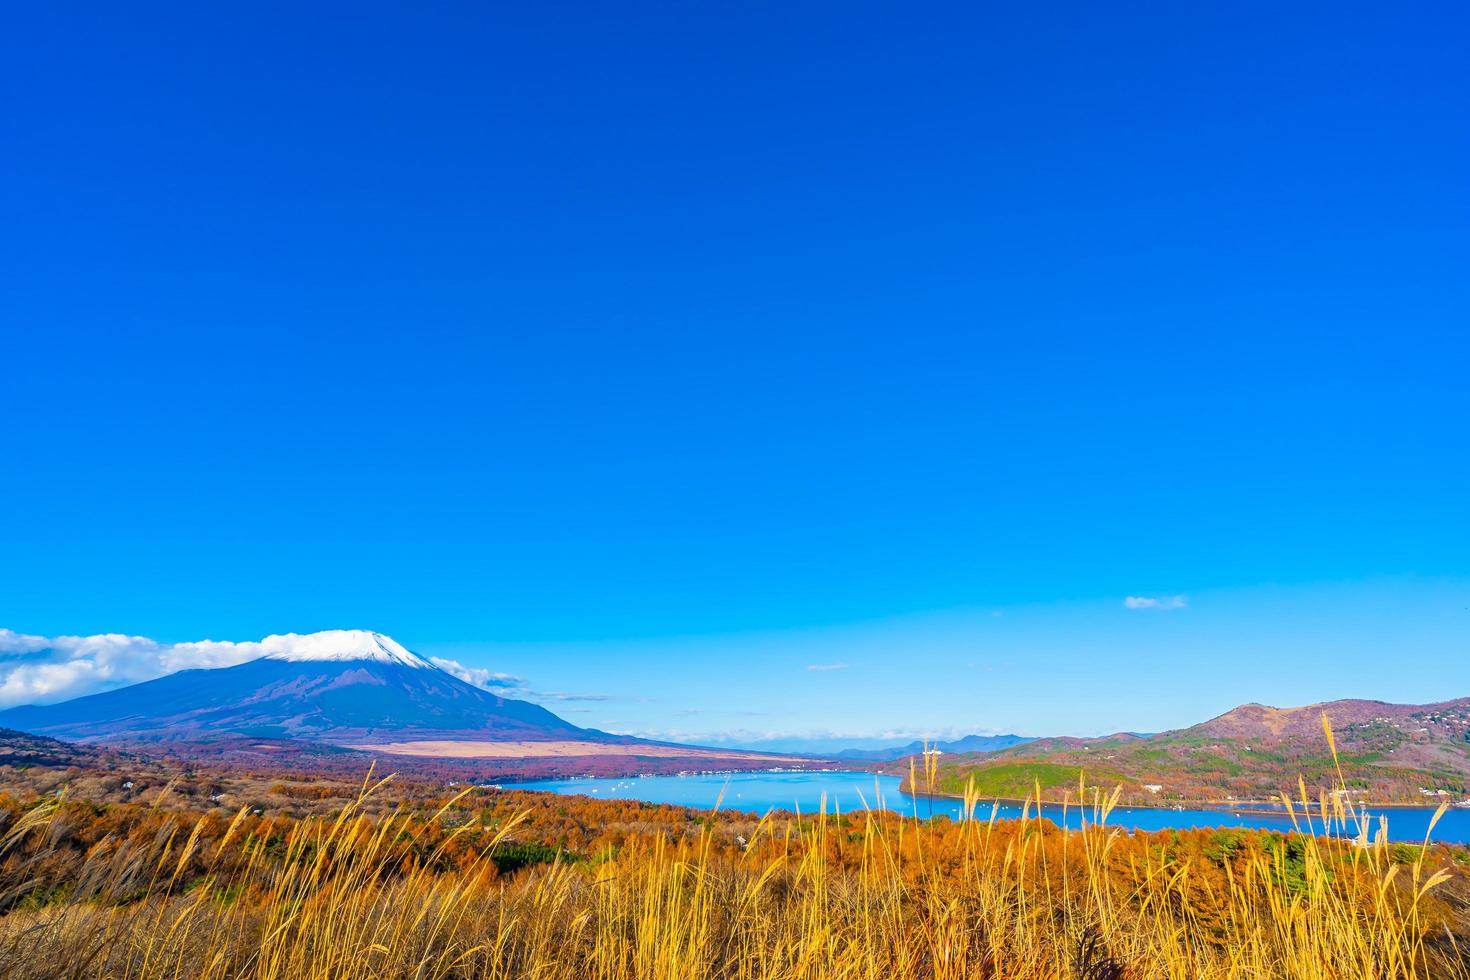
[0,725,1462,979]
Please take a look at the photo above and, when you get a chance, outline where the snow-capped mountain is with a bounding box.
[249,631,441,669]
[253,629,437,668]
[0,630,591,745]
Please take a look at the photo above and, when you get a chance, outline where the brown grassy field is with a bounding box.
[0,722,1466,978]
[0,738,1467,979]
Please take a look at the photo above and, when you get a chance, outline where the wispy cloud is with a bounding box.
[533,691,618,702]
[806,662,850,672]
[1123,595,1187,610]
[427,658,522,689]
[429,669,628,705]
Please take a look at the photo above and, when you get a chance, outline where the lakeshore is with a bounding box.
[514,770,1470,844]
[895,776,1470,814]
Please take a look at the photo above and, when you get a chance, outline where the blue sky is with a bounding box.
[2,2,1466,745]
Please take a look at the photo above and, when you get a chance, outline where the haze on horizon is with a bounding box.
[2,3,1466,751]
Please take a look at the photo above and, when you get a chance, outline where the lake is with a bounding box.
[511,770,1470,844]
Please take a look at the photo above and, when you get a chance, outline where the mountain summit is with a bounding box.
[252,629,436,668]
[0,630,589,745]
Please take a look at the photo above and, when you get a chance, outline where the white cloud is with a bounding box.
[806,663,850,672]
[427,657,521,690]
[421,656,627,704]
[0,631,49,655]
[1123,595,1187,610]
[0,629,268,708]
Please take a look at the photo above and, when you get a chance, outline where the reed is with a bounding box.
[0,721,1463,979]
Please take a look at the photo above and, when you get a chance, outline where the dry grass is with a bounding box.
[0,720,1464,979]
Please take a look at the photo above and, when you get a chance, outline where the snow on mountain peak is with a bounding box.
[258,630,434,668]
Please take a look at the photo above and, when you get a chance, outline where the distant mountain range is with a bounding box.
[904,697,1470,806]
[826,733,1035,761]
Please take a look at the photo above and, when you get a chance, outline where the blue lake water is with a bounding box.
[511,770,1470,844]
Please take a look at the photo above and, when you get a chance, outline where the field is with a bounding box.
[0,739,1468,979]
[349,739,810,762]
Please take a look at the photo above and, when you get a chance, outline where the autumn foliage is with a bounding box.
[0,761,1466,979]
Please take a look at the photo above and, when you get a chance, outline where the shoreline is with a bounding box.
[497,764,867,786]
[510,770,1466,815]
[892,777,1468,814]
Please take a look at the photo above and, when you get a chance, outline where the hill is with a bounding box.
[0,726,106,768]
[905,696,1470,806]
[828,733,1035,761]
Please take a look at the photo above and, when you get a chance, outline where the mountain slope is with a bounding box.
[0,726,107,767]
[0,630,592,745]
[1188,698,1470,741]
[907,697,1470,806]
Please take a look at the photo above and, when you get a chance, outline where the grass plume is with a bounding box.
[0,724,1465,978]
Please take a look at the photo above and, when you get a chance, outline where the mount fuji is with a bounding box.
[0,630,599,746]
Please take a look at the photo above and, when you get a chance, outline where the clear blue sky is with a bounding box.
[2,2,1466,744]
